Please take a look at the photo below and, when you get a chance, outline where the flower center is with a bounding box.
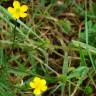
[16,8,20,13]
[35,82,42,90]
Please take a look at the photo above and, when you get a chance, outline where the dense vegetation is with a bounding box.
[0,0,96,96]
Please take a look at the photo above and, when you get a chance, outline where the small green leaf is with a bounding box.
[58,19,72,34]
[68,66,88,79]
[84,86,93,94]
[59,75,68,83]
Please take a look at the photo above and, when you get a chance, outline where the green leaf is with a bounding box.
[59,75,68,83]
[58,19,72,34]
[84,86,93,94]
[68,66,88,79]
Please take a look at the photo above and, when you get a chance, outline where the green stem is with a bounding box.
[12,19,17,49]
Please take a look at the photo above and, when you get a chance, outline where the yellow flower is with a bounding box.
[30,77,48,95]
[8,1,28,19]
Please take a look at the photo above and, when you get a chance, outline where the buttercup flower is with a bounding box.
[8,1,28,19]
[30,77,48,95]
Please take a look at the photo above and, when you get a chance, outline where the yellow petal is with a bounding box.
[13,1,20,9]
[33,89,41,95]
[20,13,27,18]
[13,13,20,19]
[8,7,15,14]
[20,5,28,12]
[41,86,47,91]
[33,77,41,82]
[30,82,35,88]
[41,79,46,85]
